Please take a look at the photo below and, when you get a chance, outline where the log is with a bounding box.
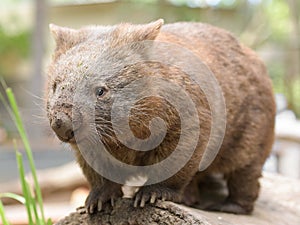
[55,172,300,225]
[56,200,209,225]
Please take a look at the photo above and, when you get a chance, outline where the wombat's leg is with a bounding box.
[207,163,261,214]
[182,172,204,206]
[182,172,226,207]
[182,177,201,206]
[85,179,123,214]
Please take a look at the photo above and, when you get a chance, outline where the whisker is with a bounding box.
[20,86,46,101]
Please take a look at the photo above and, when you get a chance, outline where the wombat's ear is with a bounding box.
[49,24,84,60]
[113,19,164,45]
[137,19,164,41]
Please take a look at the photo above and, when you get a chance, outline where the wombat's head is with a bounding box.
[46,19,166,144]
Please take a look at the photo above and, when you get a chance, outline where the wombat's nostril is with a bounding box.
[55,118,62,129]
[65,130,74,139]
[51,112,74,142]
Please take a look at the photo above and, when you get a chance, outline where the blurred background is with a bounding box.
[0,0,299,223]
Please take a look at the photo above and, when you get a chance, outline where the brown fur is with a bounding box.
[46,20,275,214]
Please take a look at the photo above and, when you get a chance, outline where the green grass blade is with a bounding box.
[46,218,53,225]
[0,200,10,225]
[0,77,8,90]
[16,151,34,225]
[25,180,41,225]
[6,88,46,223]
[0,193,25,204]
[0,89,14,120]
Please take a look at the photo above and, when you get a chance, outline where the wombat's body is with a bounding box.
[47,20,275,214]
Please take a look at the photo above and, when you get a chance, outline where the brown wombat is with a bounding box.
[46,19,275,215]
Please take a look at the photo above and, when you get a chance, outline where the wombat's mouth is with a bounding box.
[57,128,89,144]
[55,130,75,143]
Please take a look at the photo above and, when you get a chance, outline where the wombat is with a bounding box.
[46,19,275,215]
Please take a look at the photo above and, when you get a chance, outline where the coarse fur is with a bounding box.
[46,19,275,214]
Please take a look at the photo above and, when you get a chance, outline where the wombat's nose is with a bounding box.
[51,112,74,141]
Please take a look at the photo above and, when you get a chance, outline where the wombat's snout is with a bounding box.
[51,111,75,142]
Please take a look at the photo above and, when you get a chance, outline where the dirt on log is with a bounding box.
[55,173,300,225]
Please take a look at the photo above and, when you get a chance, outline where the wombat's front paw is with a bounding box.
[85,185,122,214]
[134,185,181,207]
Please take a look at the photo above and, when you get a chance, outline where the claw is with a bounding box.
[97,200,102,212]
[150,193,157,204]
[134,195,140,208]
[89,205,94,214]
[162,192,167,201]
[111,198,115,207]
[140,196,146,207]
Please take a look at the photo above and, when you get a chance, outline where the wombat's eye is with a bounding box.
[52,82,57,93]
[95,87,106,98]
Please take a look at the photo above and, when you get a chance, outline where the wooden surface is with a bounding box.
[55,172,300,225]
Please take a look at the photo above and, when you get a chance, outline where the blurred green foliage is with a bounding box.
[264,0,291,42]
[0,0,31,77]
[0,26,30,60]
[0,25,31,77]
